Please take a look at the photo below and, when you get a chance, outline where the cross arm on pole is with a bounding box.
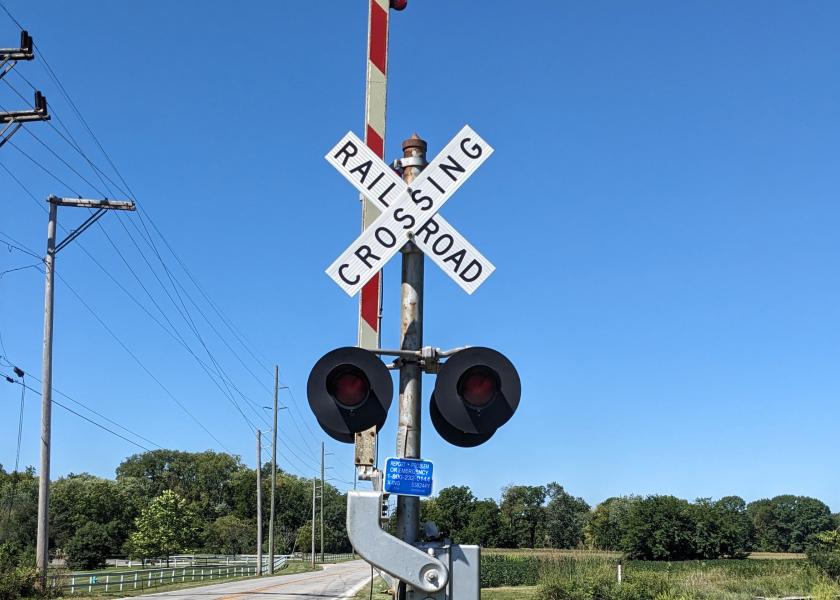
[48,196,136,210]
[0,30,34,61]
[48,196,136,254]
[0,91,49,123]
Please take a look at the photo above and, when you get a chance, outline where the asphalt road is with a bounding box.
[118,561,374,600]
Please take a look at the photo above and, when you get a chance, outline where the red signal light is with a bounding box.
[308,347,393,443]
[458,367,499,408]
[332,370,369,408]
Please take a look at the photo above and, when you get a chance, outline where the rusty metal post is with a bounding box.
[395,135,427,600]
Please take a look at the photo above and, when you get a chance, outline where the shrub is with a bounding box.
[808,531,840,579]
[538,572,618,600]
[538,571,673,600]
[481,554,541,587]
[0,567,37,600]
[65,522,111,570]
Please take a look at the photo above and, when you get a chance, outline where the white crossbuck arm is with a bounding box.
[325,126,495,296]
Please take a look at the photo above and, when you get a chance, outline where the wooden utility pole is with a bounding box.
[256,430,263,575]
[320,442,325,563]
[268,365,279,573]
[311,479,316,567]
[36,196,134,587]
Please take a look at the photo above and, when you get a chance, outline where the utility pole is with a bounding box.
[256,429,263,576]
[311,479,316,567]
[394,135,427,600]
[36,196,135,585]
[320,442,325,563]
[0,31,49,149]
[268,365,279,573]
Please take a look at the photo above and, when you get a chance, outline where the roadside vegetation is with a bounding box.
[482,552,840,599]
[3,451,840,600]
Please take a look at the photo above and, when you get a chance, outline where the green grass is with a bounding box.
[352,576,390,599]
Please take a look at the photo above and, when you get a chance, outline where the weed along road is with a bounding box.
[117,561,372,600]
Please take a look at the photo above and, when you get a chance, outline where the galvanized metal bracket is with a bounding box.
[391,156,428,171]
[371,345,470,374]
[347,490,449,593]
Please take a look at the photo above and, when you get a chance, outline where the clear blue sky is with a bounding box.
[1,1,838,510]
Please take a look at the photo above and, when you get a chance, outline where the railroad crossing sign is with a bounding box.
[325,125,495,296]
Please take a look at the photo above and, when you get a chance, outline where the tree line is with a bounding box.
[0,449,349,571]
[2,449,838,571]
[420,484,839,560]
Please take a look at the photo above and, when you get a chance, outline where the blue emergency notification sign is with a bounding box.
[383,457,434,497]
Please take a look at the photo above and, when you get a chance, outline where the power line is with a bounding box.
[3,150,271,441]
[53,269,232,451]
[1,159,244,452]
[5,138,81,197]
[0,4,324,475]
[0,2,24,30]
[0,355,162,450]
[2,372,152,452]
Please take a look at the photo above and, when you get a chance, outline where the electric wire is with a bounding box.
[0,355,162,450]
[4,86,322,465]
[3,124,271,441]
[52,268,232,451]
[0,5,328,475]
[2,373,152,452]
[0,234,232,452]
[0,262,40,277]
[0,155,246,454]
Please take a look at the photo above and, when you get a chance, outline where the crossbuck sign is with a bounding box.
[325,125,495,296]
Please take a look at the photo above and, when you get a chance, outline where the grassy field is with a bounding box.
[481,550,838,600]
[354,551,835,599]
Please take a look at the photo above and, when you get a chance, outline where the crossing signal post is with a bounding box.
[310,122,517,597]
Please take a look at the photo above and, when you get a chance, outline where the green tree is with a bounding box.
[463,499,502,547]
[50,474,141,560]
[623,495,696,560]
[425,486,476,542]
[0,467,38,560]
[587,496,638,551]
[205,515,255,555]
[711,496,752,558]
[499,485,546,548]
[127,490,200,561]
[748,495,834,552]
[808,529,840,579]
[65,522,112,570]
[117,450,243,523]
[543,483,590,549]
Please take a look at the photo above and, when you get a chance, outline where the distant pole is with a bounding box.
[268,366,279,573]
[256,430,263,576]
[35,201,57,584]
[311,479,316,567]
[320,442,325,563]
